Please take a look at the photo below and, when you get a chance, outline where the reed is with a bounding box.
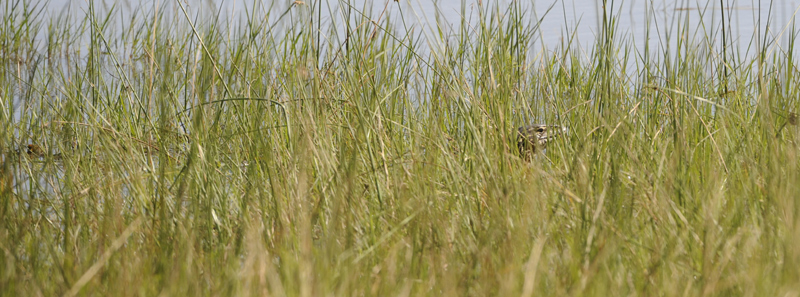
[1,0,798,295]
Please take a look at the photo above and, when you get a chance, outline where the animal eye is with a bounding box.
[536,127,544,132]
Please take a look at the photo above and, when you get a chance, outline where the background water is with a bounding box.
[34,0,800,57]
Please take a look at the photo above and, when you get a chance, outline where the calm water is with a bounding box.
[35,0,800,56]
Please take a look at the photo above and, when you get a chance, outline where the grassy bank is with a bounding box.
[1,1,799,296]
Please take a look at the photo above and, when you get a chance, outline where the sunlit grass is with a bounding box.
[1,0,799,296]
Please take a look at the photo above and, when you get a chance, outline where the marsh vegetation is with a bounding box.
[1,0,799,296]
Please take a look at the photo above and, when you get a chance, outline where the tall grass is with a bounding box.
[1,0,799,296]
